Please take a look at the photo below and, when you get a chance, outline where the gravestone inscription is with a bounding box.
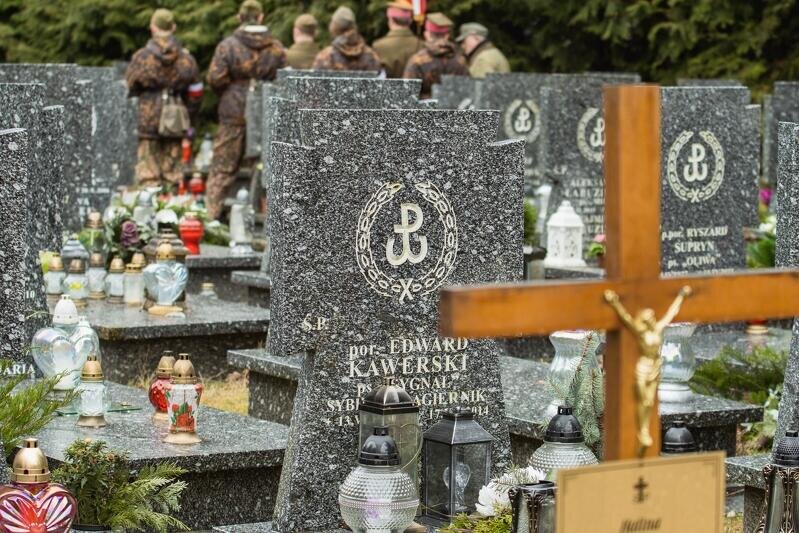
[659,86,756,274]
[270,109,522,531]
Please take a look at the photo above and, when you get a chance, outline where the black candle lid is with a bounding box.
[544,406,584,444]
[662,421,698,454]
[774,430,799,467]
[358,426,400,466]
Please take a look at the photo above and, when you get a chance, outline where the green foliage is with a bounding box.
[0,360,78,457]
[691,345,787,405]
[587,241,605,259]
[747,231,775,268]
[548,332,604,457]
[522,200,538,246]
[441,511,513,533]
[52,439,189,532]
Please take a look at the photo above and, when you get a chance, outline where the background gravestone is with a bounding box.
[677,78,744,87]
[659,86,756,274]
[766,83,799,190]
[743,104,763,228]
[270,109,522,531]
[772,121,799,445]
[540,72,640,246]
[0,84,50,341]
[432,74,481,110]
[275,68,379,81]
[41,105,67,251]
[0,128,29,365]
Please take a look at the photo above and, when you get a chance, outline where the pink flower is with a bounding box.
[593,234,606,244]
[120,220,140,247]
[760,187,773,207]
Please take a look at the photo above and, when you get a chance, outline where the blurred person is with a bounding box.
[456,22,510,78]
[403,12,468,99]
[312,6,381,71]
[286,14,319,70]
[372,0,422,78]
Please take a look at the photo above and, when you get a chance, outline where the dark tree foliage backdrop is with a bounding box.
[2,0,799,131]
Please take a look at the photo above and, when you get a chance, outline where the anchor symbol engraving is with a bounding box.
[513,106,533,133]
[683,143,708,182]
[589,117,605,148]
[386,203,428,266]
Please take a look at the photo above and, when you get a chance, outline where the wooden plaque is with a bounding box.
[556,452,725,533]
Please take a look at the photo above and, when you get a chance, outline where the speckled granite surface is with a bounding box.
[230,349,761,460]
[37,383,287,528]
[230,271,271,308]
[212,523,347,532]
[727,454,769,532]
[186,245,261,302]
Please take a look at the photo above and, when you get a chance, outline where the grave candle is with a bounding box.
[62,259,88,307]
[123,263,144,307]
[530,406,598,478]
[105,256,125,304]
[164,353,203,444]
[509,481,556,533]
[86,252,107,300]
[149,351,176,423]
[76,354,107,428]
[759,430,799,532]
[543,201,586,268]
[44,253,65,302]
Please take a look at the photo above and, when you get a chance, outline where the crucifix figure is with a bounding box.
[605,286,691,456]
[439,85,799,460]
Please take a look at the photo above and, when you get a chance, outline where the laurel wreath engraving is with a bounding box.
[355,181,458,302]
[503,99,541,142]
[666,130,725,203]
[576,107,604,163]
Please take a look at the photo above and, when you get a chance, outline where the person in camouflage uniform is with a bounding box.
[403,12,468,100]
[286,14,319,70]
[312,6,381,72]
[126,8,201,188]
[457,22,510,78]
[206,0,287,220]
[372,1,423,79]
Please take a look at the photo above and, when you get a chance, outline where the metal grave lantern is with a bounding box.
[509,481,556,533]
[661,421,698,455]
[758,430,799,532]
[421,407,493,524]
[359,377,421,487]
[543,201,586,268]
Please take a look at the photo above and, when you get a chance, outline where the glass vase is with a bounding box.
[546,330,601,417]
[658,322,697,403]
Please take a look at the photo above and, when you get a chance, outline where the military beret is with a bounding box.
[332,6,356,25]
[456,22,488,42]
[150,8,175,31]
[239,0,263,17]
[425,12,454,34]
[294,13,318,31]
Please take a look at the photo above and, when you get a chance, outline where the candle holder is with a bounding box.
[76,354,107,428]
[86,252,107,300]
[164,353,203,444]
[149,351,176,423]
[105,257,125,304]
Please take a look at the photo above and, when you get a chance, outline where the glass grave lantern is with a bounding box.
[123,263,145,307]
[164,353,203,444]
[60,234,89,266]
[421,407,493,524]
[531,406,598,478]
[509,481,556,533]
[0,438,77,533]
[661,421,698,456]
[86,252,107,300]
[658,322,697,403]
[143,242,189,316]
[149,350,176,423]
[339,426,419,533]
[359,377,421,488]
[543,201,586,268]
[79,211,107,262]
[62,259,89,307]
[105,256,125,304]
[44,254,65,302]
[229,188,254,255]
[546,330,601,417]
[76,354,107,428]
[758,430,799,532]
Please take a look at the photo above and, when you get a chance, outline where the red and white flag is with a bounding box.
[412,0,426,17]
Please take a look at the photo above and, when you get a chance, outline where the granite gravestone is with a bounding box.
[431,74,481,110]
[41,105,67,250]
[0,128,29,366]
[270,109,522,531]
[477,73,552,194]
[772,121,799,445]
[677,78,744,87]
[540,73,640,246]
[275,68,379,81]
[763,95,775,186]
[765,83,799,189]
[743,104,763,228]
[0,84,51,342]
[659,87,757,274]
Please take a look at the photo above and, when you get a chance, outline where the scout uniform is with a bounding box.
[286,14,320,70]
[372,1,423,79]
[312,6,381,72]
[206,0,287,220]
[456,22,511,78]
[403,12,469,100]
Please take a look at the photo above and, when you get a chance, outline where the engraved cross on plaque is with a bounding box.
[634,477,648,503]
[439,85,799,459]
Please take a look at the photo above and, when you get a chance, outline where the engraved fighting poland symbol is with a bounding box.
[577,107,605,163]
[667,130,724,203]
[356,182,458,304]
[503,99,540,142]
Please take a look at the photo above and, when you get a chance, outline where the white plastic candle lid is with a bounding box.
[52,296,79,326]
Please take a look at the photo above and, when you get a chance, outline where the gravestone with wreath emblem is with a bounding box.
[541,73,640,246]
[431,74,481,110]
[659,86,756,274]
[270,108,522,531]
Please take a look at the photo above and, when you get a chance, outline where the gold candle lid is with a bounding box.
[171,353,196,385]
[49,254,64,272]
[156,351,176,378]
[68,259,86,273]
[201,282,215,291]
[11,438,51,484]
[108,256,125,273]
[131,252,147,267]
[156,241,176,261]
[81,354,104,382]
[125,263,142,273]
[85,211,103,229]
[89,252,104,268]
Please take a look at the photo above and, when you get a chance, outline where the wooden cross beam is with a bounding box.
[439,85,799,460]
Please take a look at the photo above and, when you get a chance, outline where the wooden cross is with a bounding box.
[439,85,799,460]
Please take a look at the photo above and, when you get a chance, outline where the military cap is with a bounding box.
[294,13,318,31]
[332,6,356,24]
[456,22,488,42]
[425,12,454,34]
[387,0,413,11]
[387,0,413,20]
[150,8,175,31]
[239,0,263,17]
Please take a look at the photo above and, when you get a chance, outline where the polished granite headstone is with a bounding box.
[477,73,552,193]
[763,94,775,186]
[431,74,481,110]
[765,82,799,188]
[677,78,744,87]
[269,109,522,531]
[40,105,66,250]
[36,382,288,529]
[0,128,28,363]
[275,68,379,81]
[659,87,756,274]
[186,244,261,302]
[541,72,640,246]
[0,85,50,343]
